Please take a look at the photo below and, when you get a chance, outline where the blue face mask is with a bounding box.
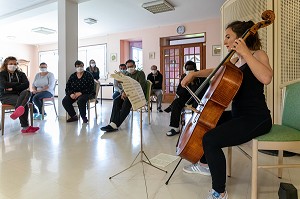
[120,69,127,74]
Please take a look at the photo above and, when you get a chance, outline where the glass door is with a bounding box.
[161,43,205,103]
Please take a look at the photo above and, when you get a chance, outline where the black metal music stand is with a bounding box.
[109,108,167,179]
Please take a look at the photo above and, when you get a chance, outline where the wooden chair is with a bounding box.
[227,80,300,199]
[41,79,58,120]
[87,80,100,120]
[1,103,34,135]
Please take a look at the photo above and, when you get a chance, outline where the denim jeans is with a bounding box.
[31,91,53,114]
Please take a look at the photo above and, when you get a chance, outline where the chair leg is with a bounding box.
[87,101,90,121]
[29,103,33,126]
[227,147,232,177]
[42,102,45,120]
[251,140,258,199]
[1,107,5,135]
[278,150,283,178]
[95,102,97,119]
[147,103,150,125]
[52,99,58,117]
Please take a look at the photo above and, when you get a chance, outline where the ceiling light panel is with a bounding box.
[31,27,56,35]
[142,0,175,14]
[84,18,97,25]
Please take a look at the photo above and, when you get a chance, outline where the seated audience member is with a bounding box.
[166,60,208,136]
[0,56,39,133]
[86,59,100,81]
[30,62,56,119]
[147,65,163,112]
[112,63,129,99]
[101,59,147,132]
[62,60,95,123]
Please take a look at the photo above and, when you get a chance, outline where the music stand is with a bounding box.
[109,106,167,179]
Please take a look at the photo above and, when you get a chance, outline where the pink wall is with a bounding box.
[35,17,222,98]
[76,18,222,82]
[0,42,38,84]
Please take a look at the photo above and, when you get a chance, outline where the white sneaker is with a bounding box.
[183,162,211,176]
[205,189,228,199]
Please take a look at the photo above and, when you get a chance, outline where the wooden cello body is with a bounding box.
[176,10,275,164]
[176,62,242,163]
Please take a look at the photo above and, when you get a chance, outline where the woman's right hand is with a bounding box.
[70,93,76,99]
[181,72,195,87]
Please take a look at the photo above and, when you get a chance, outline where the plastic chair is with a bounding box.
[1,103,34,135]
[87,80,100,120]
[41,79,58,120]
[227,80,300,199]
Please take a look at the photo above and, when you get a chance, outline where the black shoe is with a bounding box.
[158,109,163,113]
[100,125,118,132]
[82,117,88,123]
[164,106,172,113]
[67,115,78,123]
[166,129,180,136]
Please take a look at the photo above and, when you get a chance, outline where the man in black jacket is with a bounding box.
[147,65,163,112]
[166,61,208,136]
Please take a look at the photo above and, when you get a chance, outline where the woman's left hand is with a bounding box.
[232,38,251,57]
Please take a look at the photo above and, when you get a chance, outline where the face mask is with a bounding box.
[76,67,84,72]
[120,69,127,74]
[127,68,135,74]
[151,70,157,74]
[7,65,17,72]
[40,68,47,72]
[90,64,95,67]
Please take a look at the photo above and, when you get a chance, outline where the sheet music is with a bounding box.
[111,73,146,111]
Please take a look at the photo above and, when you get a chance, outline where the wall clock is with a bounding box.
[177,25,185,35]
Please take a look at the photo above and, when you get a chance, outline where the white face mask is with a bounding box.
[7,65,17,72]
[127,67,135,74]
[185,71,191,75]
[151,70,157,74]
[76,67,84,72]
[90,64,96,67]
[40,68,47,72]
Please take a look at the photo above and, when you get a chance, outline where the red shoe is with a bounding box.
[21,126,39,133]
[10,106,25,120]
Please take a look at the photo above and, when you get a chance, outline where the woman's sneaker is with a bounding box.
[34,114,42,120]
[183,162,211,176]
[205,189,228,199]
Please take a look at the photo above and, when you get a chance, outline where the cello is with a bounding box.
[176,10,275,164]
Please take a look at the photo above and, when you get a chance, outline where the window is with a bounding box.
[130,41,143,70]
[39,44,107,81]
[79,44,107,79]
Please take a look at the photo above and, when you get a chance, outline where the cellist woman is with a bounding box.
[180,20,273,199]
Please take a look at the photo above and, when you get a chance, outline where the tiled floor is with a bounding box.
[0,101,299,199]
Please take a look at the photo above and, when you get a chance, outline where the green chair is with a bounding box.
[227,80,300,199]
